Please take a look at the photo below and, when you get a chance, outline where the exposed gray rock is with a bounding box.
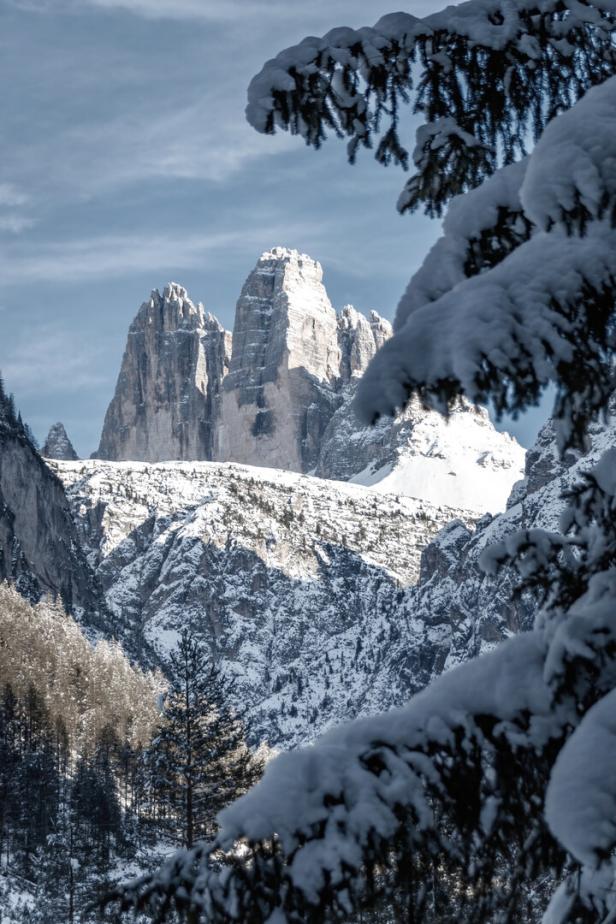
[93,250,524,515]
[53,458,478,747]
[42,422,79,461]
[0,394,102,616]
[95,254,393,475]
[96,284,230,462]
[215,248,343,472]
[524,416,577,495]
[336,305,392,385]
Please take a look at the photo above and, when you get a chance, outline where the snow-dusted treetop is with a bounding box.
[247,0,616,216]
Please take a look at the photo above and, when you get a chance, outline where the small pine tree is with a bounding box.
[147,632,262,848]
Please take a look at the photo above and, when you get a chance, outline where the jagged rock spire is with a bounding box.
[42,422,79,461]
[214,248,391,473]
[95,284,231,462]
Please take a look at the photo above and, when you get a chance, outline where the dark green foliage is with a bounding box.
[248,1,616,215]
[145,632,263,849]
[0,373,39,452]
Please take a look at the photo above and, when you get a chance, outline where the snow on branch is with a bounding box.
[247,0,616,215]
[356,74,616,453]
[396,158,531,327]
[103,633,569,922]
[546,687,616,868]
[522,75,616,232]
[356,226,616,451]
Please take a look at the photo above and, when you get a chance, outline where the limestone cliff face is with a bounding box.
[95,284,230,462]
[42,422,79,460]
[215,248,340,472]
[94,251,394,473]
[215,249,391,473]
[336,306,392,385]
[92,249,523,507]
[0,395,101,616]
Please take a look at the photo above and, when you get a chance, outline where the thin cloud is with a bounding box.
[0,215,37,234]
[0,224,322,284]
[8,0,401,24]
[1,325,108,397]
[0,183,35,234]
[1,83,297,202]
[0,183,29,207]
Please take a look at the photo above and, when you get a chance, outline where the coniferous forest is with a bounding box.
[0,586,262,922]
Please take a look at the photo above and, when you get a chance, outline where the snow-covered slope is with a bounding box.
[394,395,616,683]
[317,393,525,513]
[53,459,477,747]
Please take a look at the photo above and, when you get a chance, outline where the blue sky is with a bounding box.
[0,0,549,456]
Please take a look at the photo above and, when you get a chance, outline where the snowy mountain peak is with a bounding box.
[162,281,188,300]
[336,305,393,385]
[258,246,323,275]
[42,421,79,461]
[316,394,525,515]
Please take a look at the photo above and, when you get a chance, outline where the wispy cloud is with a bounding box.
[0,215,36,233]
[0,183,29,207]
[7,0,401,24]
[45,96,296,192]
[1,72,296,203]
[0,223,321,284]
[0,183,36,234]
[1,324,108,397]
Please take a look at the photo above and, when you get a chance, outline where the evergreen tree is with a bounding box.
[104,1,616,922]
[147,632,261,848]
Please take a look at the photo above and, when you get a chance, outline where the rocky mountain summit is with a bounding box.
[94,247,524,514]
[215,248,392,472]
[42,422,79,460]
[95,284,231,462]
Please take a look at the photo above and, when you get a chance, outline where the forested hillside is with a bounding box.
[0,586,261,922]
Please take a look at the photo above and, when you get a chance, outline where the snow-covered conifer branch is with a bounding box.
[396,158,531,326]
[247,1,616,215]
[356,226,616,451]
[357,78,616,452]
[546,687,616,867]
